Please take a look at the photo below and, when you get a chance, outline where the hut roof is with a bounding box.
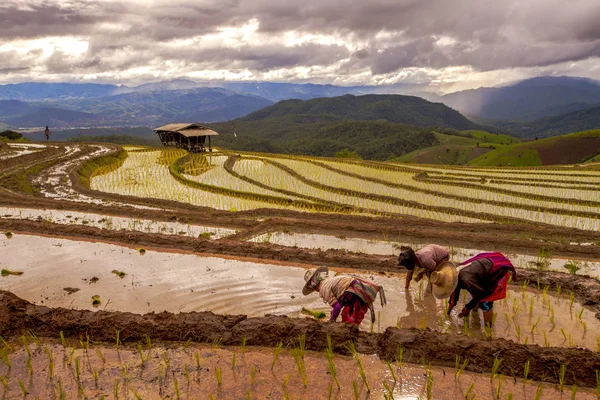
[153,123,219,137]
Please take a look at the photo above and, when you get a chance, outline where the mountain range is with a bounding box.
[1,76,599,138]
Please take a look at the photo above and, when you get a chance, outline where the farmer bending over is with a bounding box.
[447,252,516,328]
[302,266,386,325]
[398,244,450,290]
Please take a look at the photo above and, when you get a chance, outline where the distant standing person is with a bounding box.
[44,126,51,141]
[398,244,450,290]
[447,252,516,328]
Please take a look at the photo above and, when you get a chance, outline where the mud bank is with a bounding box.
[2,291,600,388]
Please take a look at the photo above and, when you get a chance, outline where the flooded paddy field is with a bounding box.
[0,207,236,239]
[2,234,599,351]
[1,339,595,400]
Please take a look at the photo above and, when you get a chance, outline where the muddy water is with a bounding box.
[1,234,599,350]
[1,341,594,399]
[249,232,600,278]
[0,206,236,239]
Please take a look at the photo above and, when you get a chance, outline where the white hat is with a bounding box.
[302,266,328,295]
[429,262,458,299]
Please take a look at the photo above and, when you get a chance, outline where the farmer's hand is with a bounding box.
[458,307,470,318]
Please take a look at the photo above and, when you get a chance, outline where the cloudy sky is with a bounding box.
[1,0,599,92]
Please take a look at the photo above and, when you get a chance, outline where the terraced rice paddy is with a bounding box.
[2,141,600,398]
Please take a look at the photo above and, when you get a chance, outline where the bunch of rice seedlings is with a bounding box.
[325,336,340,389]
[271,341,283,371]
[1,269,23,277]
[91,295,101,307]
[346,342,370,392]
[301,307,326,319]
[3,232,12,239]
[112,270,127,279]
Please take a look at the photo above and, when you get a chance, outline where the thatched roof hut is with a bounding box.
[153,123,218,152]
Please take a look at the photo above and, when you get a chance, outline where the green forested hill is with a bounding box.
[240,94,481,130]
[213,117,443,160]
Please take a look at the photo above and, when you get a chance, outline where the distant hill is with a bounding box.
[210,94,482,160]
[440,76,600,122]
[6,107,102,128]
[0,82,117,101]
[0,88,274,128]
[469,130,600,166]
[495,105,600,138]
[239,94,481,130]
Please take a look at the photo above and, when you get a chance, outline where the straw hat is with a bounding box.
[429,261,458,299]
[302,266,329,295]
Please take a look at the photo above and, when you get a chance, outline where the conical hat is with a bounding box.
[302,266,328,295]
[429,261,458,299]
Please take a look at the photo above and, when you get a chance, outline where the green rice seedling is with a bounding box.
[3,232,12,239]
[183,338,193,349]
[325,336,340,389]
[138,248,146,255]
[528,298,534,317]
[386,360,397,383]
[93,368,99,388]
[26,355,33,376]
[571,384,578,400]
[569,293,575,309]
[557,284,562,296]
[43,346,54,379]
[0,349,10,369]
[73,357,80,381]
[454,355,468,379]
[184,364,190,386]
[136,343,148,366]
[271,340,283,370]
[215,366,222,385]
[530,317,541,334]
[419,316,427,330]
[559,364,566,392]
[18,378,28,396]
[250,366,258,385]
[397,346,404,368]
[507,394,513,400]
[491,355,502,381]
[112,270,127,279]
[352,380,359,400]
[301,307,326,319]
[59,330,67,347]
[465,382,475,400]
[523,360,530,382]
[282,374,291,389]
[543,331,550,347]
[174,378,181,400]
[496,374,503,398]
[241,336,247,354]
[515,324,521,343]
[231,353,236,370]
[114,379,121,399]
[130,387,143,400]
[426,371,434,400]
[96,349,106,364]
[291,345,308,386]
[1,269,23,277]
[534,384,543,400]
[212,337,223,349]
[578,308,584,321]
[0,376,8,390]
[194,351,201,370]
[209,395,215,400]
[561,328,567,341]
[327,383,334,400]
[115,330,121,350]
[26,330,40,346]
[383,381,394,400]
[346,342,370,392]
[92,295,101,307]
[596,370,600,398]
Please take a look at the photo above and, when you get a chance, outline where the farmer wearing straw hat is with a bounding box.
[302,267,387,325]
[447,252,517,328]
[398,244,450,290]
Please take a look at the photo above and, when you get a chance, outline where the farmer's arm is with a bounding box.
[447,281,462,314]
[405,269,414,289]
[330,301,342,321]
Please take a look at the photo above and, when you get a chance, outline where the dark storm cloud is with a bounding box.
[1,0,599,82]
